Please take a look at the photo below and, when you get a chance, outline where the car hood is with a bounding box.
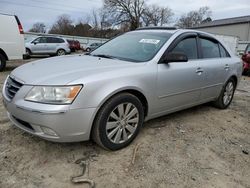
[11,55,142,85]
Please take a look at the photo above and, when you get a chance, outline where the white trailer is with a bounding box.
[0,13,26,71]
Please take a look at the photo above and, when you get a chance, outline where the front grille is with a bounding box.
[5,76,23,100]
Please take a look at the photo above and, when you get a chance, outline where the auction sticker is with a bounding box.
[139,39,160,45]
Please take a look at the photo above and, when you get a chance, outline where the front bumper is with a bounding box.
[2,83,96,142]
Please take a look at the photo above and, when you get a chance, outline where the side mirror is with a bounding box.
[161,52,188,63]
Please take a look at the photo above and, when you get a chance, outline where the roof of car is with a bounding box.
[134,27,211,36]
[0,12,15,17]
[136,26,177,31]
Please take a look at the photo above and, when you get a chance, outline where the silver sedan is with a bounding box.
[2,28,242,150]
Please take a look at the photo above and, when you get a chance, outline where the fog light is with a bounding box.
[41,127,58,136]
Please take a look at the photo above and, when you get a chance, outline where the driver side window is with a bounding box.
[33,37,46,44]
[171,37,198,60]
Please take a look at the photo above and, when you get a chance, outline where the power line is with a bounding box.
[0,0,88,13]
[27,0,90,12]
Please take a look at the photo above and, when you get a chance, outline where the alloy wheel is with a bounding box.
[57,50,65,56]
[105,103,139,144]
[223,81,234,106]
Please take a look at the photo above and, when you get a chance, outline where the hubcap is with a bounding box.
[223,81,234,106]
[106,103,139,144]
[58,50,65,56]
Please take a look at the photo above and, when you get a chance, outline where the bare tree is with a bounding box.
[176,6,212,28]
[143,5,174,26]
[49,14,74,35]
[99,9,112,30]
[91,9,99,28]
[29,22,46,33]
[103,0,146,31]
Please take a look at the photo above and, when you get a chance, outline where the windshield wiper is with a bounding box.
[92,54,115,59]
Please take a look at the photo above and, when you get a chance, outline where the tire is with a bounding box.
[86,48,91,52]
[0,54,6,72]
[26,48,31,59]
[213,78,236,109]
[57,49,66,56]
[92,93,144,150]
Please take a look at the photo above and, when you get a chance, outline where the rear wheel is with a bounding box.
[213,78,236,109]
[92,93,144,150]
[57,49,66,56]
[0,54,6,72]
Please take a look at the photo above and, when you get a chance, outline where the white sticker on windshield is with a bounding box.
[139,39,160,45]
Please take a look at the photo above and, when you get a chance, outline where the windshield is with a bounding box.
[90,31,172,62]
[246,45,250,53]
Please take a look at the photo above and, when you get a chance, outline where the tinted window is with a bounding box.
[58,38,65,43]
[47,37,54,43]
[245,45,250,53]
[219,44,230,58]
[171,37,198,59]
[33,37,47,43]
[51,38,64,43]
[200,38,220,58]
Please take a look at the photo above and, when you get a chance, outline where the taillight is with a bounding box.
[18,24,24,34]
[15,16,24,34]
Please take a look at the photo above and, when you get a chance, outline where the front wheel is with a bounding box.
[213,78,236,109]
[57,49,66,56]
[0,54,6,72]
[92,93,144,150]
[26,48,31,59]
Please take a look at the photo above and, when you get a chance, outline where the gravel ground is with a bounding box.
[0,58,249,188]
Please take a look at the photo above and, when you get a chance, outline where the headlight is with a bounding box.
[25,85,82,104]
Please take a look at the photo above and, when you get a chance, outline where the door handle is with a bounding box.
[196,67,204,74]
[224,64,230,70]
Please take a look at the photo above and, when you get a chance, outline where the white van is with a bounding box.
[0,13,26,71]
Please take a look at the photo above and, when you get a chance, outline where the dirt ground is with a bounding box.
[0,59,249,188]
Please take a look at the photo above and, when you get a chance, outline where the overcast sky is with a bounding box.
[0,0,249,31]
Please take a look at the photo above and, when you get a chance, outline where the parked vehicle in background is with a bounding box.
[2,28,242,150]
[0,13,26,71]
[242,44,250,75]
[67,40,81,52]
[85,42,102,52]
[25,36,71,57]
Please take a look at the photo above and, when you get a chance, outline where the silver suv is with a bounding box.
[25,36,71,57]
[3,28,242,150]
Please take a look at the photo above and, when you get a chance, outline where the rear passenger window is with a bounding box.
[171,37,198,59]
[200,38,220,58]
[245,45,250,53]
[58,38,65,43]
[49,38,64,43]
[219,44,230,58]
[47,37,54,43]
